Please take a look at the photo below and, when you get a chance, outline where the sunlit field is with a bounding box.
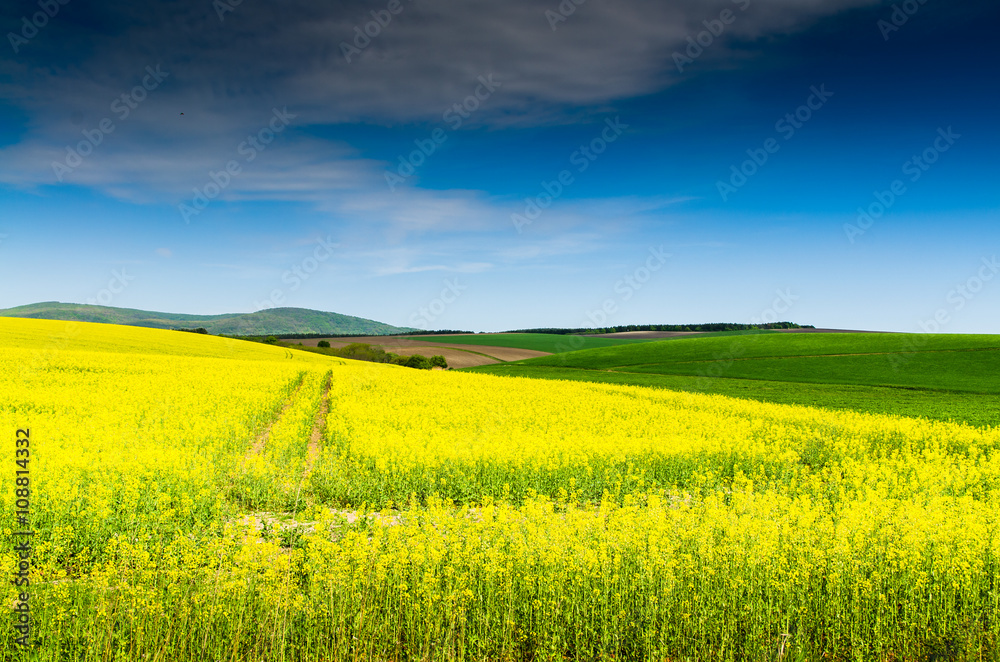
[2,317,998,661]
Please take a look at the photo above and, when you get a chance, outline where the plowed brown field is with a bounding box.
[287,336,549,368]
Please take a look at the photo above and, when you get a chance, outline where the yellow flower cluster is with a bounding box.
[314,364,1000,508]
[0,317,996,661]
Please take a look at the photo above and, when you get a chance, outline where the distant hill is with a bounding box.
[0,302,416,336]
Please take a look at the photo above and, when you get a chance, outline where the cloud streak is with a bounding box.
[0,0,879,231]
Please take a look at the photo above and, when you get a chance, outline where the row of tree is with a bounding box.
[506,322,811,335]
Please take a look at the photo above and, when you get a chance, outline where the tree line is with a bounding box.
[506,322,811,335]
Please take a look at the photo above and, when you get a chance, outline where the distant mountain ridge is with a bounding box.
[0,302,416,336]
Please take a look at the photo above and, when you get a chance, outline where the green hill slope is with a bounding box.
[0,302,414,336]
[467,332,1000,427]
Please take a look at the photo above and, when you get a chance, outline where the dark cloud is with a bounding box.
[1,0,880,206]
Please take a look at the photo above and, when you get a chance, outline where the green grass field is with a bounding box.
[467,333,1000,428]
[413,330,777,353]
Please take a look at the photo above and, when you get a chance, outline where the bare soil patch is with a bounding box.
[286,337,549,368]
[587,331,705,339]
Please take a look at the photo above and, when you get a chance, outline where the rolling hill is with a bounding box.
[0,302,415,336]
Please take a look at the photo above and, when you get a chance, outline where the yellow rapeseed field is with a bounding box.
[0,317,997,661]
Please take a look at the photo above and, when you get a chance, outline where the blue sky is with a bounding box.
[1,0,997,332]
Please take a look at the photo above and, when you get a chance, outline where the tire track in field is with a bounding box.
[227,371,331,544]
[226,371,308,501]
[245,372,307,459]
[302,370,332,480]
